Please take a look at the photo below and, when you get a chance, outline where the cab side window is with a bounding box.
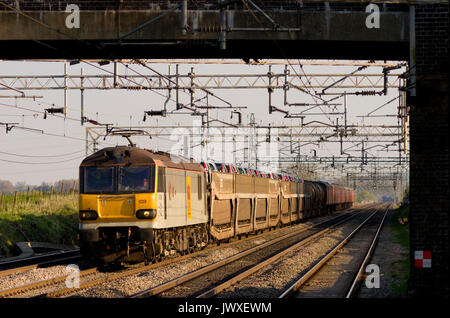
[198,174,202,200]
[158,167,166,192]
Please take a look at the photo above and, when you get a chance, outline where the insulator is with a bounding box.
[125,86,147,90]
[355,90,377,96]
[145,110,167,117]
[87,119,100,125]
[45,107,64,114]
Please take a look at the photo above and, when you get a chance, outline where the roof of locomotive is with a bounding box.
[80,146,204,171]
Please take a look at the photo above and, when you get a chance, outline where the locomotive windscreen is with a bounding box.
[81,165,155,194]
[83,167,115,194]
[119,166,155,193]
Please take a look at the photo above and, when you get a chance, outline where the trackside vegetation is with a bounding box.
[389,188,410,296]
[0,191,78,258]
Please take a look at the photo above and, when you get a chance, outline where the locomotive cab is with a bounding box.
[78,148,159,263]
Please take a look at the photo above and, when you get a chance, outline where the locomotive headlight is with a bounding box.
[136,209,157,220]
[79,210,98,220]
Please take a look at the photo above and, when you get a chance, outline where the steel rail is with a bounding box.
[195,205,378,298]
[345,204,390,298]
[130,207,364,298]
[278,204,387,298]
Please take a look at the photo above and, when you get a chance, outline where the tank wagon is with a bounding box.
[78,146,354,263]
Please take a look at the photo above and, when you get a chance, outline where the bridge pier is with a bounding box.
[409,3,449,297]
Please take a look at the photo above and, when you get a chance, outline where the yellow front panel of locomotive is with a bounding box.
[79,193,157,222]
[98,196,135,218]
[79,194,98,217]
[135,193,157,211]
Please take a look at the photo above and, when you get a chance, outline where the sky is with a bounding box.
[0,59,406,186]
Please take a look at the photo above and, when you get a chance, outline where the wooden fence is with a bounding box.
[0,182,78,213]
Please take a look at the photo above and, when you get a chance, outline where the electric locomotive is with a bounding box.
[78,146,209,263]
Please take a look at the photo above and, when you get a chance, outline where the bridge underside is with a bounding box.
[0,9,409,60]
[0,40,409,60]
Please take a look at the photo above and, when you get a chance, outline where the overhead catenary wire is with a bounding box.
[363,96,401,117]
[0,149,85,158]
[1,93,147,125]
[0,165,80,176]
[0,82,141,128]
[0,114,115,146]
[0,101,81,123]
[0,154,85,165]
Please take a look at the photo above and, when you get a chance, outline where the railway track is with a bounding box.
[280,203,390,298]
[37,208,361,298]
[130,204,377,298]
[0,264,98,298]
[0,204,375,298]
[0,248,81,274]
[0,252,176,298]
[0,248,84,294]
[194,205,384,298]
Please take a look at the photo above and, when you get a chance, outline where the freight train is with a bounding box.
[78,146,354,264]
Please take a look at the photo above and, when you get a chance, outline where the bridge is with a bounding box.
[0,0,412,60]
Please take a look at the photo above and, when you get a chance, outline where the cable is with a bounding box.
[0,114,115,148]
[0,114,39,117]
[0,154,85,165]
[0,166,79,176]
[0,101,81,123]
[0,149,84,158]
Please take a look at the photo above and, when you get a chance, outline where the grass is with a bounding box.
[389,204,410,296]
[0,192,79,257]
